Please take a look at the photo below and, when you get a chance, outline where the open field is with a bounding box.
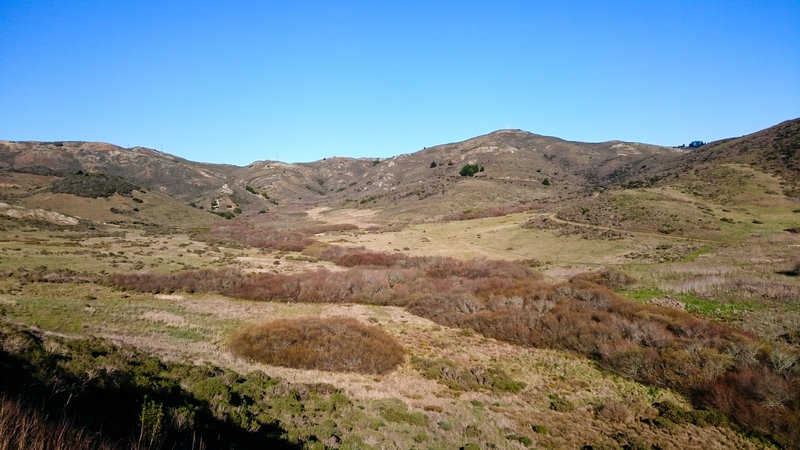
[1,192,798,448]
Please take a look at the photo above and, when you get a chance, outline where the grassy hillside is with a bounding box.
[0,169,220,230]
[1,119,799,448]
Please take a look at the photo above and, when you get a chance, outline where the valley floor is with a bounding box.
[1,200,799,448]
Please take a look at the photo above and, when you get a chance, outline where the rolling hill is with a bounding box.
[2,118,798,230]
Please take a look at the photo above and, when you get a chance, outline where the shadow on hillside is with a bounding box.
[0,329,299,449]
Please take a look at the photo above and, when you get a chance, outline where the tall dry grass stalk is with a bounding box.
[0,394,115,450]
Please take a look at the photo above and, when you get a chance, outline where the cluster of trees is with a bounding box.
[673,141,707,149]
[108,249,800,447]
[459,164,484,177]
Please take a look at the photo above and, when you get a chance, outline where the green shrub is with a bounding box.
[460,164,481,177]
[51,172,139,198]
[548,394,575,412]
[531,424,548,434]
[0,322,301,448]
[138,397,164,450]
[214,211,235,219]
[376,399,428,426]
[411,357,525,393]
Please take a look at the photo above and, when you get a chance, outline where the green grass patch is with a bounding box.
[411,356,526,393]
[622,287,766,320]
[164,326,207,342]
[682,246,711,262]
[375,398,428,426]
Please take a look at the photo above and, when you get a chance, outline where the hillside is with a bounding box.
[1,131,685,223]
[2,119,800,236]
[0,140,234,200]
[555,119,800,237]
[1,120,800,448]
[229,130,686,221]
[3,120,798,226]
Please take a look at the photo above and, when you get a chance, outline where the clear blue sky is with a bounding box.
[1,1,798,165]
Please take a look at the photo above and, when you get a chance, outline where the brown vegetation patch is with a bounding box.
[110,254,800,447]
[228,317,404,374]
[211,220,314,251]
[570,268,637,289]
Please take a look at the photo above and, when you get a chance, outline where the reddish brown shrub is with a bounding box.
[335,251,404,268]
[570,268,637,289]
[228,317,404,374]
[107,268,241,294]
[423,257,534,280]
[211,220,315,251]
[108,257,800,446]
[697,364,799,447]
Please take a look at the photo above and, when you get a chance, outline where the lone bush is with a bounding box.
[459,164,481,177]
[228,317,404,374]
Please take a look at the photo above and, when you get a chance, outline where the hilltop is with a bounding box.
[2,119,799,230]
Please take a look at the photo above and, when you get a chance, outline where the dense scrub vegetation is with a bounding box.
[229,318,404,374]
[410,357,526,393]
[0,321,378,449]
[211,220,315,251]
[109,253,800,448]
[51,172,141,198]
[570,268,637,289]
